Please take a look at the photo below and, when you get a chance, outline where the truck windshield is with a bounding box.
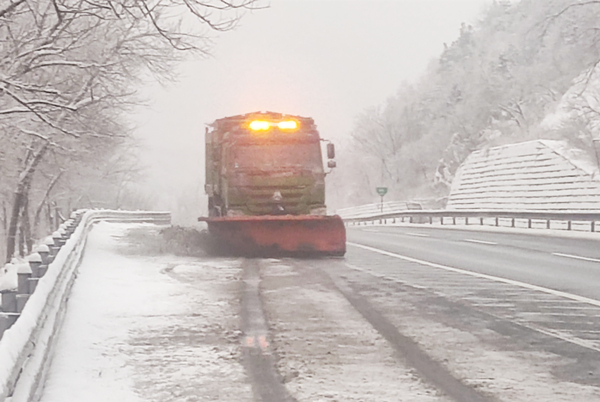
[232,143,323,171]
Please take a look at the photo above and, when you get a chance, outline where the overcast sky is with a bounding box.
[132,0,493,215]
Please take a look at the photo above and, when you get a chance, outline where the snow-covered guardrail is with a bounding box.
[0,209,170,402]
[343,209,600,232]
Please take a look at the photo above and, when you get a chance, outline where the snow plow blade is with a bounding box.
[199,215,346,257]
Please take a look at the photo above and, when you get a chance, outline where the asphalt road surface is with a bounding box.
[346,225,600,300]
[38,223,600,402]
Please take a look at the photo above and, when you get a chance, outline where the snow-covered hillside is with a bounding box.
[448,140,600,211]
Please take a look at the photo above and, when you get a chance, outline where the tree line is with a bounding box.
[0,0,259,262]
[334,0,600,209]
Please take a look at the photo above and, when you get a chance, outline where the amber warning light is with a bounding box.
[248,120,298,132]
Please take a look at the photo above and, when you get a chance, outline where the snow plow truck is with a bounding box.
[199,112,346,256]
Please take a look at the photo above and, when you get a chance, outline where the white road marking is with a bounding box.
[463,238,497,245]
[345,253,600,352]
[471,303,516,308]
[406,232,430,237]
[347,242,600,308]
[361,229,380,233]
[524,326,600,352]
[539,306,600,310]
[518,313,596,318]
[552,252,600,263]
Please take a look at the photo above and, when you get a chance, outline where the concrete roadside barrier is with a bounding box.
[0,209,171,402]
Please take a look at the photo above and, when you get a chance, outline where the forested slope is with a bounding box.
[333,0,600,209]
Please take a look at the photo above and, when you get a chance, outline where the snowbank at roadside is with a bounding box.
[39,222,251,402]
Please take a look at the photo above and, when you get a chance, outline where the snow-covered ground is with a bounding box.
[38,222,251,402]
[448,139,600,210]
[34,220,600,402]
[260,261,452,402]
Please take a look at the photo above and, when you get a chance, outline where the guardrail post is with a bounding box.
[440,217,444,225]
[0,312,19,340]
[65,218,76,236]
[28,253,43,277]
[1,290,17,313]
[592,221,596,232]
[528,219,532,229]
[511,218,515,228]
[466,217,469,225]
[16,294,29,313]
[17,264,32,295]
[28,277,39,293]
[36,244,51,266]
[567,220,572,230]
[495,217,499,227]
[429,216,433,224]
[27,253,43,293]
[16,263,32,314]
[480,217,483,225]
[53,230,66,248]
[452,217,456,225]
[546,220,550,229]
[44,236,58,264]
[409,216,413,224]
[71,210,81,223]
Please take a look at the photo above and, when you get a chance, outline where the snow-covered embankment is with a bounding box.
[0,210,170,402]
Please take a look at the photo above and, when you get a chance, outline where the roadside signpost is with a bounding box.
[376,187,388,213]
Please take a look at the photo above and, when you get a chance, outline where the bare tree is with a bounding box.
[0,0,262,261]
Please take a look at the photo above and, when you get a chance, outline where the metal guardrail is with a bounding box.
[343,209,600,232]
[0,209,171,402]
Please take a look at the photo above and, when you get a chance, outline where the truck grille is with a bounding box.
[240,186,310,214]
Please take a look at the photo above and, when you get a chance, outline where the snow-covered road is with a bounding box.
[39,222,251,402]
[37,221,600,402]
[37,222,456,402]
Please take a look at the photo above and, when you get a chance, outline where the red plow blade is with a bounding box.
[201,215,346,256]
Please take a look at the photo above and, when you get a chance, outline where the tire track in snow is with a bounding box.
[318,265,497,402]
[240,259,296,402]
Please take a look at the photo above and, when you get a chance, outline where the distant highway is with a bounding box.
[346,225,600,301]
[333,225,600,399]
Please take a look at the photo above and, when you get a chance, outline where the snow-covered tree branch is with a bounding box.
[0,0,262,262]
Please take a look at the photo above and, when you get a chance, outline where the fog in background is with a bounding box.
[131,0,492,223]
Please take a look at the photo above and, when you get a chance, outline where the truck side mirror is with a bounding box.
[327,160,337,168]
[327,143,335,159]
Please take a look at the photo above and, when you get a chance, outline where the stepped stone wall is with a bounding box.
[447,140,600,211]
